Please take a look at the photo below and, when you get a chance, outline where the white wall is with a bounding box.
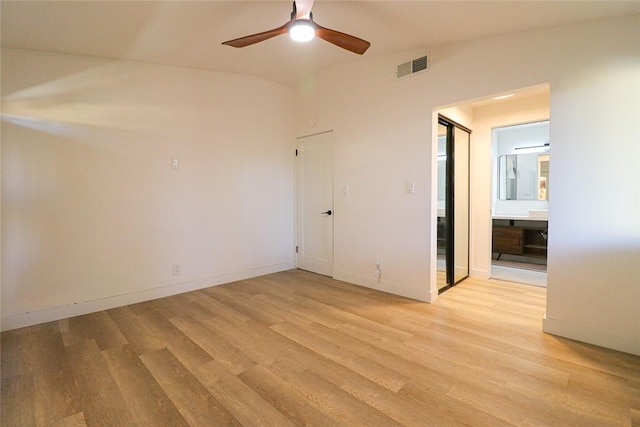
[1,50,295,330]
[294,14,640,354]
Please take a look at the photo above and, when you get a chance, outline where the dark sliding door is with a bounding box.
[439,116,470,292]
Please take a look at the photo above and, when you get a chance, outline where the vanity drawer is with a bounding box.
[492,227,524,255]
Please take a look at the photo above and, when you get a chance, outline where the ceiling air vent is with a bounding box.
[396,55,429,80]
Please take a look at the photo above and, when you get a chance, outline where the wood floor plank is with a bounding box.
[334,321,413,353]
[1,374,37,426]
[223,276,278,296]
[105,305,166,355]
[59,311,127,351]
[32,361,81,426]
[190,292,251,324]
[631,377,640,416]
[65,339,137,426]
[3,269,639,426]
[168,314,256,375]
[388,379,514,426]
[140,348,241,426]
[228,314,409,394]
[338,372,434,426]
[445,376,608,426]
[302,321,472,398]
[260,288,390,330]
[50,412,87,427]
[302,321,459,392]
[201,316,302,366]
[286,280,437,335]
[1,322,80,426]
[143,294,190,320]
[192,358,296,427]
[237,363,353,427]
[146,292,216,324]
[405,325,572,388]
[243,293,317,326]
[107,304,213,369]
[271,321,409,392]
[1,322,64,377]
[269,361,404,427]
[134,306,214,369]
[202,286,284,326]
[103,344,189,426]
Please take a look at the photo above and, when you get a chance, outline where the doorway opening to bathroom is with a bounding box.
[491,120,549,287]
[433,83,550,292]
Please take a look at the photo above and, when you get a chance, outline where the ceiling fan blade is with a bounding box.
[294,0,314,19]
[222,22,290,48]
[315,24,370,55]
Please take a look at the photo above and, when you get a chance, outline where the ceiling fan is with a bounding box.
[222,0,370,55]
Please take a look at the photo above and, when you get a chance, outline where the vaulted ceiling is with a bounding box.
[3,1,640,87]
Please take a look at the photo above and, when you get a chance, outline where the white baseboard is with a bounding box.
[470,268,490,280]
[543,316,640,356]
[333,270,431,302]
[491,265,547,287]
[426,286,439,303]
[1,261,295,332]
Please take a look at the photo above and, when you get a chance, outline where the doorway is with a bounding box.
[491,120,549,286]
[432,85,550,300]
[437,116,470,292]
[296,131,334,276]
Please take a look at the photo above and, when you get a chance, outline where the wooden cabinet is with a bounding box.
[492,226,524,255]
[492,219,548,259]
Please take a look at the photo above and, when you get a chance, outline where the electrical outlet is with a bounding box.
[374,259,382,277]
[172,264,181,276]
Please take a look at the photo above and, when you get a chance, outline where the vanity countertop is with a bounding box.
[493,210,548,221]
[492,215,548,221]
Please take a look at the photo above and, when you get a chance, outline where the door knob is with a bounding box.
[321,210,332,216]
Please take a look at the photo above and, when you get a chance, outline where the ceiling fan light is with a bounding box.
[289,20,315,42]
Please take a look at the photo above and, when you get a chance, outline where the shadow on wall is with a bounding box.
[1,50,295,330]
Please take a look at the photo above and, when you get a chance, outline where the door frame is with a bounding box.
[295,130,334,277]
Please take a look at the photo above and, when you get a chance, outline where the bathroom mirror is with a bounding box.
[499,153,549,200]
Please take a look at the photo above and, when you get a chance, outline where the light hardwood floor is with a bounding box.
[2,269,639,426]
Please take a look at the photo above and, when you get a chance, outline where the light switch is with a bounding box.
[342,185,349,196]
[171,157,179,170]
[405,182,415,194]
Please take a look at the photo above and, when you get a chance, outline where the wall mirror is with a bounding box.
[499,153,549,200]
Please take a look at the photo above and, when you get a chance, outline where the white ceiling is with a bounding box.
[3,1,640,87]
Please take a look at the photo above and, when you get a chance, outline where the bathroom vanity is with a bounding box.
[492,218,548,259]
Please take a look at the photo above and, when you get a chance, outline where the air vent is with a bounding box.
[412,55,428,73]
[396,55,429,80]
[396,61,412,79]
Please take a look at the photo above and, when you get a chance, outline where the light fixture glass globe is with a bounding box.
[289,20,315,42]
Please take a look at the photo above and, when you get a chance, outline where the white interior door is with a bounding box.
[296,132,333,276]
